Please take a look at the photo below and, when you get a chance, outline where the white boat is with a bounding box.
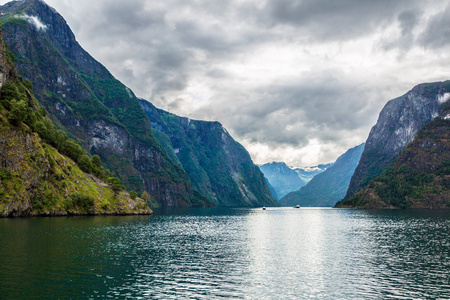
[295,205,300,208]
[262,206,266,210]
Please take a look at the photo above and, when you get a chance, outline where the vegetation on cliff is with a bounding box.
[337,103,450,209]
[0,30,152,217]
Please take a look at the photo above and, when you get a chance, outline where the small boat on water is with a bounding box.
[262,206,266,210]
[295,205,300,208]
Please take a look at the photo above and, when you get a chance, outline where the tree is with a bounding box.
[77,154,93,172]
[91,155,102,168]
[8,99,28,125]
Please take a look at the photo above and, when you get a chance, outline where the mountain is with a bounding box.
[337,103,450,209]
[0,0,211,207]
[259,162,307,199]
[280,144,365,207]
[0,27,151,217]
[259,162,332,199]
[345,81,449,199]
[295,164,334,182]
[139,100,278,207]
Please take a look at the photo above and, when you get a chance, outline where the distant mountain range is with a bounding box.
[280,144,364,207]
[259,162,333,199]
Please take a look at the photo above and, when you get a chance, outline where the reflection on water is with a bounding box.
[0,208,449,299]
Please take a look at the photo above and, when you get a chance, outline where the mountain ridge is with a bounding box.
[345,81,449,200]
[337,103,450,209]
[139,99,278,207]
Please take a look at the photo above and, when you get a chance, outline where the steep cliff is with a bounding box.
[0,27,152,217]
[0,0,210,207]
[280,144,364,207]
[140,99,278,207]
[337,103,450,209]
[345,81,449,199]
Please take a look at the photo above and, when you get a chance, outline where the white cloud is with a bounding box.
[20,13,48,31]
[438,93,450,104]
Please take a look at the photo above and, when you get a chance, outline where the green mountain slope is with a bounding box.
[280,144,364,207]
[0,28,152,217]
[140,100,278,207]
[0,0,210,207]
[337,103,450,209]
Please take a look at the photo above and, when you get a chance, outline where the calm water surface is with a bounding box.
[0,208,449,299]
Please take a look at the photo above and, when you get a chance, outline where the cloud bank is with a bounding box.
[1,0,449,166]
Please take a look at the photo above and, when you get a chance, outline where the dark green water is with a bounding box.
[0,208,449,299]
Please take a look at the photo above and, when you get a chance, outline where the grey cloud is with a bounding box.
[195,72,383,150]
[419,4,450,49]
[380,9,421,53]
[36,0,450,165]
[100,0,165,34]
[260,0,419,41]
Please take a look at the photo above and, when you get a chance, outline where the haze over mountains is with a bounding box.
[259,162,332,199]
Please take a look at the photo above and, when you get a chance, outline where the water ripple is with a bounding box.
[0,208,449,299]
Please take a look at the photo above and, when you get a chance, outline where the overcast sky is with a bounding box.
[3,0,450,167]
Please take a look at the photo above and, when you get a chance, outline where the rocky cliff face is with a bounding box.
[140,99,278,207]
[337,103,450,209]
[0,0,209,207]
[0,26,152,217]
[280,143,364,207]
[345,81,450,199]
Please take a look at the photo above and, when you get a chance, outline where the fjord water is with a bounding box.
[0,208,449,299]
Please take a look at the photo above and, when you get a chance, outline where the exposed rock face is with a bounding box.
[0,0,208,207]
[140,99,278,207]
[280,143,364,207]
[337,103,450,209]
[345,81,450,199]
[0,25,152,217]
